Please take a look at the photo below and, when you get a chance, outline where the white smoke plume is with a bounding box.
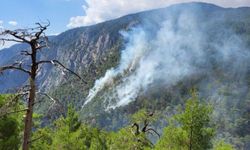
[82,28,149,107]
[107,14,204,109]
[83,11,249,109]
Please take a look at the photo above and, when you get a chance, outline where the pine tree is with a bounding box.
[155,90,215,150]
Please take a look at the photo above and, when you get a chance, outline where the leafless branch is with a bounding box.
[37,92,65,113]
[36,44,47,50]
[0,21,86,150]
[0,92,28,117]
[132,123,140,135]
[0,109,28,118]
[34,21,50,40]
[0,38,23,43]
[0,21,50,45]
[0,65,31,75]
[21,50,32,56]
[145,128,160,138]
[0,61,31,75]
[1,30,30,43]
[142,119,149,132]
[131,111,159,139]
[36,60,87,84]
[28,135,44,144]
[37,92,56,110]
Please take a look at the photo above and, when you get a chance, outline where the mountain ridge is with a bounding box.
[1,3,250,148]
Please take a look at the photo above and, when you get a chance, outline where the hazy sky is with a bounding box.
[0,0,250,35]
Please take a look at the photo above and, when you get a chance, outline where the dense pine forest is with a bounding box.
[1,2,250,150]
[0,92,234,149]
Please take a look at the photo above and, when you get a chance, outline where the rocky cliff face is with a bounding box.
[0,14,141,93]
[1,3,250,147]
[1,1,250,123]
[0,2,224,93]
[1,2,250,109]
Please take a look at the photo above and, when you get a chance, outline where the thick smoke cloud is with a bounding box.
[83,8,250,110]
[83,28,149,107]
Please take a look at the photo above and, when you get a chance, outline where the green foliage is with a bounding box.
[176,90,215,150]
[155,90,215,150]
[30,127,53,150]
[107,127,152,150]
[131,109,157,124]
[51,125,107,150]
[14,93,239,149]
[155,124,188,150]
[31,105,108,150]
[30,13,250,149]
[105,109,160,149]
[64,104,81,132]
[32,107,156,150]
[213,140,234,150]
[0,94,24,150]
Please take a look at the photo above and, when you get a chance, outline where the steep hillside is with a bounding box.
[1,2,250,148]
[0,2,225,93]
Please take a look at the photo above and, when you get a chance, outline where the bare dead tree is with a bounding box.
[130,111,160,147]
[0,22,85,150]
[131,112,160,138]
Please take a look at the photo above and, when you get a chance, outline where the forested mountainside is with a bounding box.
[1,2,250,149]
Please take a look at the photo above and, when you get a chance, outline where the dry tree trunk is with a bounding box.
[0,22,86,150]
[23,44,37,150]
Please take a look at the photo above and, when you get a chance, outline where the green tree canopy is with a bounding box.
[0,94,24,150]
[155,90,215,150]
